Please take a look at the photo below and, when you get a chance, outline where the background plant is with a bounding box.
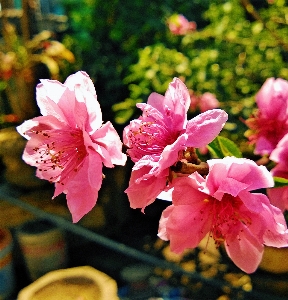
[61,0,210,121]
[112,0,288,153]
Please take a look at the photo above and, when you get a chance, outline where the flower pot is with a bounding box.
[16,219,68,281]
[17,266,119,300]
[0,228,15,299]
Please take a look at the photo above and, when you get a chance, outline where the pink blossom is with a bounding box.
[158,157,288,273]
[167,14,197,35]
[199,92,220,112]
[123,78,228,210]
[245,78,288,155]
[188,91,219,113]
[17,71,126,222]
[268,134,288,211]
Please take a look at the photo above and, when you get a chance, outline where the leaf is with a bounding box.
[207,136,243,158]
[273,177,288,188]
[207,138,223,158]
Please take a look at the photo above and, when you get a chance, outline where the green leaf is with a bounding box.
[207,136,243,158]
[207,138,223,158]
[273,177,288,188]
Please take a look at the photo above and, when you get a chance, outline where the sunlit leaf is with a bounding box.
[208,136,243,158]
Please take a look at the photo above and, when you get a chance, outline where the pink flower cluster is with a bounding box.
[167,14,197,36]
[17,73,288,274]
[123,78,228,210]
[245,78,288,211]
[123,77,288,273]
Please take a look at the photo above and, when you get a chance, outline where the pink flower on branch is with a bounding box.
[245,78,288,155]
[158,157,288,273]
[17,71,126,222]
[123,78,228,210]
[268,134,288,211]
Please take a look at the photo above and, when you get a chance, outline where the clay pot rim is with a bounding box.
[17,265,119,300]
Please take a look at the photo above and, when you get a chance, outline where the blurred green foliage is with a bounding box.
[61,0,210,120]
[112,0,288,141]
[62,0,288,146]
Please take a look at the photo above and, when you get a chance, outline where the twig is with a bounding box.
[240,0,288,52]
[171,161,209,176]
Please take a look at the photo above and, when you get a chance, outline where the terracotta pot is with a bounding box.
[17,219,68,281]
[17,266,119,300]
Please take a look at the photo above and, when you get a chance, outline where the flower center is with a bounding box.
[246,113,288,149]
[205,194,252,248]
[127,121,177,159]
[30,129,87,184]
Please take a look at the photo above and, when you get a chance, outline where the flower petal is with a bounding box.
[90,121,127,166]
[160,204,211,254]
[64,153,103,223]
[147,78,190,131]
[125,166,168,210]
[256,78,288,120]
[207,157,274,195]
[185,109,228,147]
[74,82,102,133]
[225,230,264,273]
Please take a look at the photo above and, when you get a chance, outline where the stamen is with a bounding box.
[31,129,86,184]
[203,194,252,249]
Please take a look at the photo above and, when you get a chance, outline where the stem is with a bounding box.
[171,161,209,176]
[21,0,31,43]
[255,155,270,166]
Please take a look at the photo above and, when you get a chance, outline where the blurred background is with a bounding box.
[0,0,288,299]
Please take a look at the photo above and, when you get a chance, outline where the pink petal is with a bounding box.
[37,80,75,127]
[90,121,127,166]
[147,78,190,131]
[64,154,103,222]
[256,78,288,120]
[158,205,174,241]
[171,175,207,206]
[270,134,288,166]
[64,71,96,95]
[162,204,211,253]
[267,186,288,211]
[157,134,187,171]
[17,116,65,140]
[225,230,264,273]
[18,117,71,168]
[214,177,249,199]
[207,157,274,195]
[37,80,67,113]
[225,157,274,191]
[125,166,168,210]
[199,92,219,112]
[261,202,288,247]
[185,109,228,147]
[74,83,102,133]
[239,191,268,214]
